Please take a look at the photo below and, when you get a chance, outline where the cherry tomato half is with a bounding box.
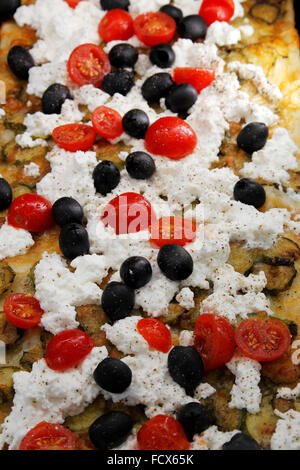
[102,192,156,235]
[67,43,111,87]
[145,117,197,160]
[65,0,84,8]
[194,314,236,371]
[133,12,176,47]
[173,68,215,94]
[19,422,76,450]
[199,0,235,26]
[4,293,44,330]
[8,193,54,232]
[150,216,197,248]
[52,123,96,152]
[235,318,291,363]
[98,9,134,42]
[137,415,190,450]
[137,318,172,353]
[92,106,123,140]
[45,329,94,371]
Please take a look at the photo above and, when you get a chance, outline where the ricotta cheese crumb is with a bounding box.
[277,383,300,400]
[23,162,40,178]
[205,21,241,46]
[191,426,240,450]
[271,409,300,450]
[176,288,195,310]
[0,222,34,261]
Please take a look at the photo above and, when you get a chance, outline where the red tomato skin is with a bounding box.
[145,117,197,160]
[19,422,76,450]
[137,415,190,450]
[235,318,291,363]
[133,12,176,47]
[45,329,95,371]
[194,314,236,371]
[137,318,172,353]
[102,192,156,235]
[52,124,96,152]
[150,216,197,248]
[65,0,84,8]
[67,43,111,87]
[98,9,134,42]
[4,293,44,330]
[8,194,54,232]
[173,68,215,94]
[199,0,235,26]
[92,106,123,140]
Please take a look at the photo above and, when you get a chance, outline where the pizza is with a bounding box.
[0,0,299,451]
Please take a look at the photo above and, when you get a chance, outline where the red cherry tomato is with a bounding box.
[137,415,190,450]
[173,67,215,94]
[65,0,84,8]
[199,0,235,26]
[194,314,236,371]
[102,192,156,235]
[67,43,111,87]
[145,117,197,160]
[235,318,291,363]
[98,9,134,42]
[137,318,172,353]
[150,216,197,248]
[133,12,176,47]
[45,329,94,371]
[4,293,44,330]
[52,124,96,152]
[19,422,76,450]
[92,106,123,140]
[8,194,54,232]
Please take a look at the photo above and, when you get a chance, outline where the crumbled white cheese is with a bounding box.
[129,0,168,17]
[179,330,194,347]
[0,222,34,261]
[23,162,40,178]
[227,352,262,414]
[176,288,195,310]
[277,383,300,400]
[0,347,107,450]
[191,426,240,450]
[271,410,300,450]
[27,61,71,98]
[194,383,216,400]
[205,21,241,46]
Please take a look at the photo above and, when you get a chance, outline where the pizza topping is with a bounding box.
[157,244,194,281]
[165,83,198,114]
[52,197,84,227]
[92,160,121,196]
[177,402,215,441]
[149,43,175,68]
[137,318,172,353]
[102,69,135,96]
[142,72,174,103]
[7,45,35,80]
[160,4,183,24]
[4,293,44,330]
[52,123,96,152]
[145,117,197,160]
[92,106,123,141]
[150,216,197,248]
[234,178,266,209]
[93,357,132,394]
[137,415,190,450]
[8,193,54,232]
[177,15,207,41]
[41,83,72,115]
[67,43,111,88]
[101,0,129,11]
[108,43,138,68]
[194,314,236,371]
[223,432,263,450]
[126,151,156,180]
[199,0,235,27]
[237,122,269,154]
[120,256,153,289]
[45,329,94,371]
[19,422,76,451]
[173,67,215,93]
[122,109,150,139]
[133,12,176,47]
[101,281,135,322]
[59,223,90,260]
[89,411,133,450]
[98,9,134,42]
[0,0,21,21]
[0,177,12,211]
[235,318,291,362]
[168,346,203,392]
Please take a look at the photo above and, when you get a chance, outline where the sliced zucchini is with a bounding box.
[4,113,26,133]
[64,397,106,432]
[210,389,245,431]
[0,263,15,295]
[12,184,33,200]
[2,139,16,162]
[14,145,48,165]
[251,262,296,292]
[163,303,185,325]
[0,313,18,345]
[0,367,19,401]
[245,395,278,449]
[260,238,300,266]
[76,305,109,335]
[228,242,258,274]
[249,3,280,25]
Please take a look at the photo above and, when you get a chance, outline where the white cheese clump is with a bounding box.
[191,426,240,450]
[271,410,300,450]
[226,352,262,414]
[101,316,215,417]
[23,162,40,178]
[205,21,241,46]
[277,383,300,400]
[0,222,34,261]
[241,127,299,184]
[176,288,195,310]
[129,0,168,17]
[0,347,107,450]
[27,61,71,98]
[34,252,106,334]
